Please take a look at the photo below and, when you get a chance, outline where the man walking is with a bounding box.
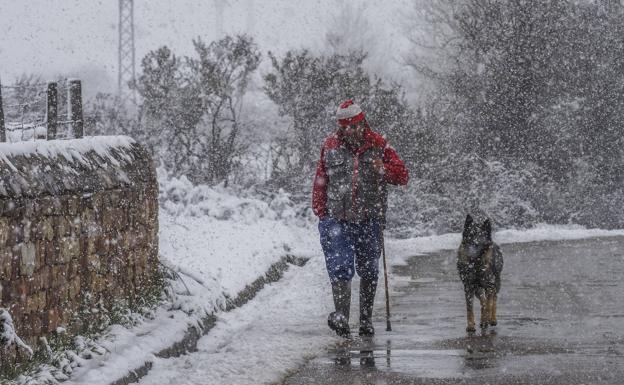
[312,99,409,338]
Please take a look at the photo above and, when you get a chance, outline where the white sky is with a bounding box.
[0,0,413,97]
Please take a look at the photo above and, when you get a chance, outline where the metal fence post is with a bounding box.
[0,78,5,142]
[47,82,58,140]
[68,79,83,138]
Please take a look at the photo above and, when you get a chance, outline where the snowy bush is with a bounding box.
[157,168,313,227]
[387,154,542,237]
[0,308,33,357]
[136,35,261,186]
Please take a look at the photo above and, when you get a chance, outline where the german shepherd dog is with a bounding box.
[457,213,503,333]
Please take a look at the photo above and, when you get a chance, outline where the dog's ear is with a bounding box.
[483,218,492,239]
[462,214,473,238]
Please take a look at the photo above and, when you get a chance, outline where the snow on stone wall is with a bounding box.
[0,136,159,369]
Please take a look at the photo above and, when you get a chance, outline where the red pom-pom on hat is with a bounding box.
[336,99,365,126]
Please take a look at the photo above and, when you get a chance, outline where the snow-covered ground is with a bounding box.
[15,173,624,385]
[112,177,624,385]
[136,216,624,385]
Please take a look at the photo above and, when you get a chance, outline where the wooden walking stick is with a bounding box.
[375,156,392,332]
[381,225,392,331]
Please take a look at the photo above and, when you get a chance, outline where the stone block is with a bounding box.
[109,255,123,276]
[44,240,58,266]
[5,220,23,247]
[89,274,106,294]
[25,291,46,313]
[133,264,144,285]
[35,196,63,216]
[68,276,81,300]
[54,216,71,238]
[86,235,96,256]
[21,218,32,243]
[1,199,24,218]
[0,249,11,280]
[86,254,101,272]
[134,250,148,268]
[101,209,115,234]
[147,195,158,219]
[35,240,46,268]
[107,190,123,208]
[62,302,79,331]
[125,264,134,282]
[10,246,21,280]
[138,203,150,225]
[8,303,23,324]
[34,217,53,241]
[81,208,99,236]
[94,235,110,256]
[119,230,129,250]
[58,308,72,328]
[0,217,9,246]
[36,267,51,292]
[69,217,81,236]
[46,285,60,307]
[27,273,41,293]
[50,265,67,289]
[12,278,28,299]
[81,192,103,213]
[67,259,80,279]
[17,312,31,336]
[20,242,36,277]
[43,308,59,333]
[56,284,69,307]
[59,237,80,264]
[24,200,35,217]
[66,196,80,216]
[31,313,43,336]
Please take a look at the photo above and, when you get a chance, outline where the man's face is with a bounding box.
[340,121,365,145]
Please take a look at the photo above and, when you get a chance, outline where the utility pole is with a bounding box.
[246,0,255,36]
[601,0,622,13]
[118,0,137,107]
[214,0,228,38]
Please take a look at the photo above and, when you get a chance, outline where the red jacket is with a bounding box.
[312,128,409,218]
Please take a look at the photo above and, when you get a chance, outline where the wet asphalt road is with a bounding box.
[281,236,624,385]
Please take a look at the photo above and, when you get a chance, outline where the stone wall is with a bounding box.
[0,137,159,368]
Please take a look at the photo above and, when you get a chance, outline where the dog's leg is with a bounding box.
[465,291,476,333]
[489,294,498,326]
[479,293,489,330]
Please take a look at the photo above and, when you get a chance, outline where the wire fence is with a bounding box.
[0,78,84,143]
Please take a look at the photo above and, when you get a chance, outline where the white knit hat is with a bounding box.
[336,99,365,126]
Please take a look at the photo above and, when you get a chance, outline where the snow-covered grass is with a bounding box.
[387,223,624,266]
[10,171,624,385]
[157,169,318,299]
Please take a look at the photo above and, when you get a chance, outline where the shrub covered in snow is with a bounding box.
[157,168,314,227]
[386,154,541,237]
[0,308,33,357]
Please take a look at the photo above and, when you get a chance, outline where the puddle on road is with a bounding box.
[316,335,623,382]
[411,277,436,283]
[284,240,624,385]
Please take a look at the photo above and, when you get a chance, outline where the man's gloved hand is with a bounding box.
[372,158,385,175]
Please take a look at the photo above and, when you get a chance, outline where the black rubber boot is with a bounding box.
[328,280,351,338]
[359,279,377,337]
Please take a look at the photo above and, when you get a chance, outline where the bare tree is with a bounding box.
[135,35,260,185]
